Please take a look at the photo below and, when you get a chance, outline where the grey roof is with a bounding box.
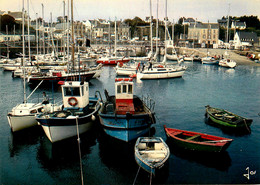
[238,31,258,42]
[190,22,219,29]
[233,22,246,27]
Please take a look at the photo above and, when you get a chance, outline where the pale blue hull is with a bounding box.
[103,127,150,142]
[99,113,154,142]
[135,154,155,175]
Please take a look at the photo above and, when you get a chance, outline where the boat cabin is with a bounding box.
[115,78,135,115]
[62,81,89,110]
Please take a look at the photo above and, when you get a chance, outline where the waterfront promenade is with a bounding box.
[180,48,260,66]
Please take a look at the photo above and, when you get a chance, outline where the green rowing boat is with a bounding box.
[205,105,253,129]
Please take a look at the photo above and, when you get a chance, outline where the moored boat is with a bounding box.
[36,81,102,143]
[137,63,186,80]
[219,58,236,68]
[96,56,130,65]
[134,137,170,176]
[7,102,61,132]
[98,78,156,142]
[164,125,233,152]
[205,105,253,129]
[26,68,97,84]
[201,56,219,65]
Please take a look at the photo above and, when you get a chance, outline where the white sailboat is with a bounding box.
[7,1,61,132]
[136,0,186,80]
[114,0,153,76]
[219,5,236,68]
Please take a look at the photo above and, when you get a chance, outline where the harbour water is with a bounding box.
[0,61,259,184]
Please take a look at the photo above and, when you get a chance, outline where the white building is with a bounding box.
[231,21,246,30]
[233,31,258,49]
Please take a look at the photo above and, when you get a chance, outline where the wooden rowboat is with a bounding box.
[164,125,233,152]
[205,105,253,129]
[134,137,170,176]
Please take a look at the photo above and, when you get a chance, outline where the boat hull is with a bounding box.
[205,105,253,128]
[27,72,95,84]
[99,113,154,142]
[134,137,170,176]
[137,68,185,79]
[219,59,236,68]
[7,114,38,132]
[37,101,100,143]
[115,67,136,76]
[164,127,232,152]
[97,58,130,65]
[41,121,94,143]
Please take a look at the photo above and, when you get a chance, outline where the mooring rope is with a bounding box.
[149,170,153,185]
[243,119,251,133]
[76,116,84,185]
[133,166,141,185]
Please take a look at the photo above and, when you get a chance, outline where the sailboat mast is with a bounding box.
[115,17,117,58]
[156,0,158,56]
[164,0,167,56]
[22,0,26,103]
[36,13,38,63]
[150,0,153,56]
[63,0,66,59]
[67,0,69,63]
[226,4,230,46]
[27,0,31,63]
[71,0,75,70]
[42,4,45,55]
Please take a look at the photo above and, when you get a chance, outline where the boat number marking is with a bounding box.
[243,167,256,180]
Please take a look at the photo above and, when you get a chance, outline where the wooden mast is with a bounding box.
[71,0,75,70]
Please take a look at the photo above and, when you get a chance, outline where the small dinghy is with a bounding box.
[134,137,170,176]
[164,125,233,152]
[205,105,253,129]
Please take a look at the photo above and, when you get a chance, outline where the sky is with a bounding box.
[1,0,260,23]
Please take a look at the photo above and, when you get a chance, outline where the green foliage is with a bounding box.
[123,17,147,38]
[0,14,20,33]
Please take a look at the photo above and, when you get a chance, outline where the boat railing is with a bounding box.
[142,95,155,112]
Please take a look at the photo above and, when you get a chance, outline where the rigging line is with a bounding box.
[76,116,84,185]
[243,119,251,133]
[150,170,153,185]
[132,166,141,185]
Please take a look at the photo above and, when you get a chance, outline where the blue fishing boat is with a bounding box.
[134,137,170,176]
[98,78,156,142]
[36,81,102,143]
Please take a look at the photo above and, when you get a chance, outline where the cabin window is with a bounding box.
[64,87,80,96]
[38,108,43,113]
[128,84,132,94]
[117,85,121,93]
[123,85,127,93]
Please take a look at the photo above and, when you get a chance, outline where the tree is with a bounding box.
[0,14,19,33]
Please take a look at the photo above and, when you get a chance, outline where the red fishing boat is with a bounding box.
[164,125,233,152]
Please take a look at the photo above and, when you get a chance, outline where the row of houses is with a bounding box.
[0,10,259,49]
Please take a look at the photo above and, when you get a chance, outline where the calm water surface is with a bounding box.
[0,61,259,184]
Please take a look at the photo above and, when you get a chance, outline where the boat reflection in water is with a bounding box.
[8,126,44,158]
[37,126,98,168]
[166,138,232,172]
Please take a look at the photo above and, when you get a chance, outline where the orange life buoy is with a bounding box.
[158,65,164,68]
[119,62,123,67]
[68,97,78,106]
